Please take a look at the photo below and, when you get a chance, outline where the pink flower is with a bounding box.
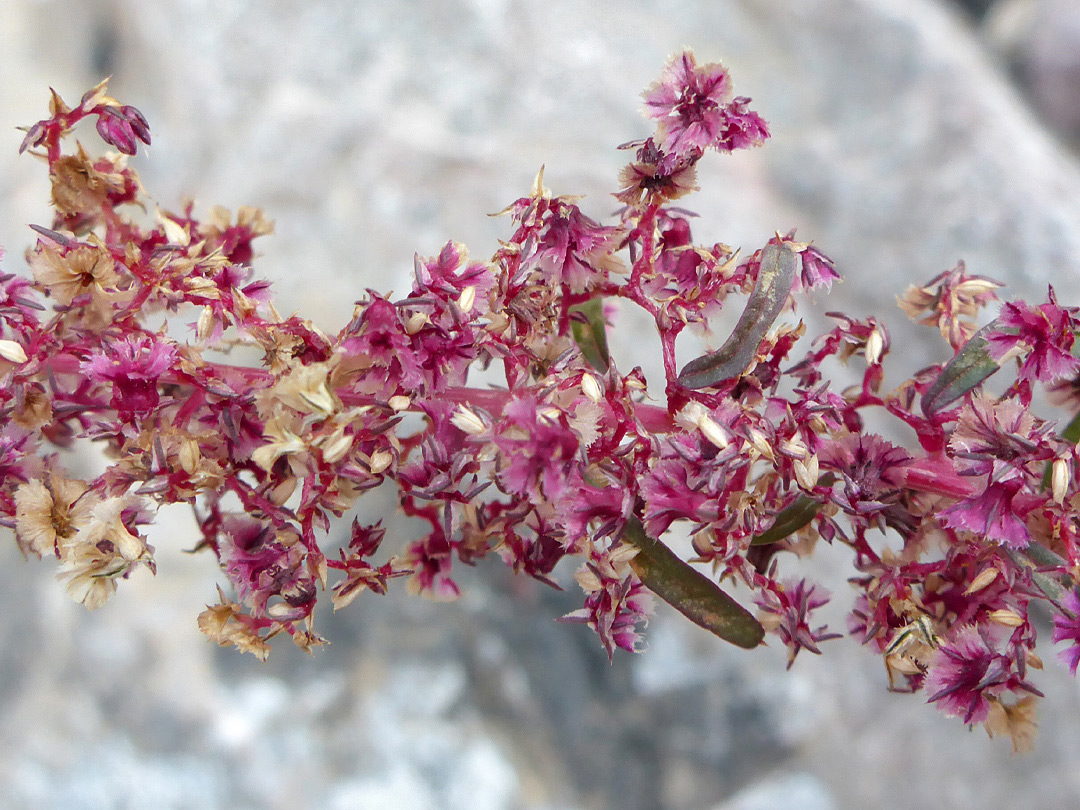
[712,96,770,152]
[640,455,717,536]
[494,397,584,503]
[404,533,460,601]
[1052,590,1080,675]
[219,515,314,618]
[939,477,1033,550]
[413,240,494,308]
[95,105,151,156]
[986,287,1080,385]
[80,334,177,418]
[643,49,767,158]
[792,239,840,293]
[925,625,1011,723]
[532,200,623,295]
[755,579,839,667]
[817,434,911,524]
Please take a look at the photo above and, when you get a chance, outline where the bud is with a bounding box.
[388,395,411,411]
[321,430,353,464]
[865,329,883,365]
[1052,458,1070,505]
[746,427,774,461]
[988,609,1025,628]
[96,107,137,155]
[779,436,809,459]
[368,450,393,474]
[964,566,1000,595]
[793,455,820,491]
[196,306,215,340]
[580,373,603,403]
[121,105,151,145]
[955,277,1002,297]
[405,312,429,335]
[675,401,708,432]
[451,406,487,435]
[267,602,297,619]
[699,414,730,449]
[0,339,28,364]
[457,285,476,314]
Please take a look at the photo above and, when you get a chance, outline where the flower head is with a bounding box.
[1052,589,1080,675]
[95,104,151,156]
[643,49,767,158]
[986,287,1080,385]
[925,625,1011,724]
[81,333,178,418]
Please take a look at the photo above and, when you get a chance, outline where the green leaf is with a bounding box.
[921,320,1001,417]
[749,496,821,546]
[570,297,610,371]
[678,242,799,389]
[623,517,764,649]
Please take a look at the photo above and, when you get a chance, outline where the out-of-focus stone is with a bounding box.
[4,2,1080,810]
[986,0,1080,146]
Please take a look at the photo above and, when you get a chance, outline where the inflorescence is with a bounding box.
[4,50,1080,752]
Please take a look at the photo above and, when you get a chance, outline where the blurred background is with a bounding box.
[2,0,1080,808]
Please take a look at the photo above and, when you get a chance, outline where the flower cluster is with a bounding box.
[4,51,1080,753]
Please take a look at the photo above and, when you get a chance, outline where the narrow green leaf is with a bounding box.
[750,496,821,546]
[623,517,764,649]
[921,320,1001,417]
[570,297,610,371]
[1004,546,1073,613]
[678,242,799,389]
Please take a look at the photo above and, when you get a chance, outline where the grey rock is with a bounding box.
[986,0,1080,146]
[4,1,1080,810]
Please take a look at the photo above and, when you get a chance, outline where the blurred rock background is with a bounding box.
[2,0,1080,808]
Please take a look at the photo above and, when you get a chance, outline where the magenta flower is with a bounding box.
[95,105,151,156]
[643,49,767,157]
[755,579,839,668]
[413,240,494,307]
[817,433,910,521]
[793,240,840,293]
[939,476,1033,549]
[712,96,770,153]
[219,515,313,618]
[986,287,1080,385]
[1052,590,1080,675]
[493,397,584,503]
[925,625,1010,723]
[404,533,460,601]
[80,334,177,418]
[640,455,717,537]
[529,200,623,295]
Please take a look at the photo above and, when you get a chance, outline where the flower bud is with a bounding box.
[321,430,353,464]
[580,373,603,403]
[457,285,476,313]
[0,339,28,364]
[699,414,729,449]
[451,406,487,435]
[793,455,820,491]
[865,329,883,365]
[196,306,215,340]
[405,312,429,335]
[1052,458,1070,505]
[368,450,393,474]
[988,609,1024,627]
[964,566,1000,595]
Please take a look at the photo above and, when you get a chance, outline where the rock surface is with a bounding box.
[2,1,1080,809]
